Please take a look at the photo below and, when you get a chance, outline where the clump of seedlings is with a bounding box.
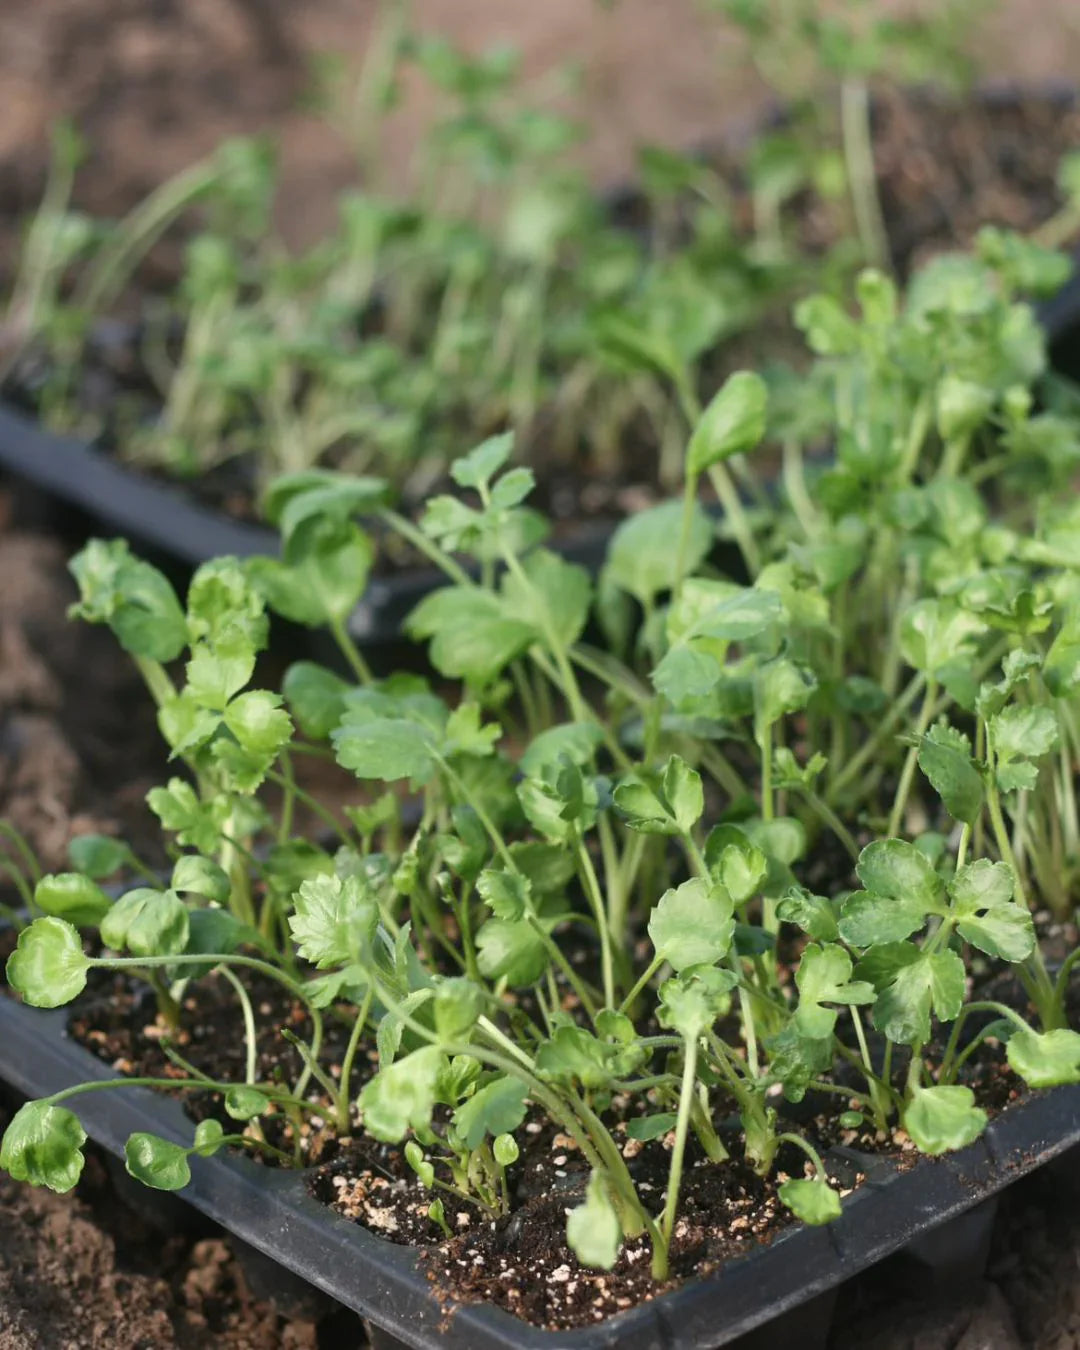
[3,234,1080,1318]
[6,0,1080,524]
[0,10,794,505]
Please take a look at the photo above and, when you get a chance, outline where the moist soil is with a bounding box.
[68,969,369,1164]
[62,944,1041,1332]
[0,1095,318,1350]
[5,86,1080,547]
[0,484,165,877]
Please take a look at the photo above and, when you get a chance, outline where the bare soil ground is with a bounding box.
[1,0,1078,259]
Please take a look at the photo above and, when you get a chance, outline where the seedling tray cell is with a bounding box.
[0,993,1076,1350]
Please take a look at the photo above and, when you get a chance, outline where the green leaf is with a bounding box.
[936,375,994,441]
[657,968,737,1038]
[185,637,255,712]
[839,889,928,947]
[288,874,377,969]
[332,717,435,783]
[443,703,500,759]
[705,825,767,904]
[918,725,983,825]
[69,539,188,662]
[519,723,603,777]
[648,878,735,972]
[157,692,221,757]
[502,549,592,650]
[452,1076,529,1149]
[794,293,860,354]
[475,917,549,987]
[903,1086,987,1155]
[667,579,782,644]
[477,869,531,922]
[224,1086,270,1121]
[171,855,231,906]
[100,888,189,958]
[840,839,948,946]
[778,1177,842,1225]
[949,860,1033,961]
[566,1172,622,1270]
[193,1119,226,1156]
[6,918,89,1008]
[1006,1028,1080,1088]
[651,645,721,704]
[282,662,351,741]
[223,691,293,757]
[179,908,251,981]
[662,755,704,833]
[186,557,268,652]
[32,873,111,928]
[494,1133,519,1166]
[777,886,839,942]
[359,1045,444,1142]
[450,433,515,490]
[614,756,702,835]
[67,834,128,880]
[625,1113,678,1142]
[991,705,1059,794]
[248,523,374,627]
[900,600,985,675]
[767,1024,834,1102]
[433,977,485,1040]
[754,658,816,735]
[0,1101,86,1192]
[604,501,712,606]
[537,1024,645,1089]
[856,840,946,906]
[124,1133,191,1190]
[407,587,535,685]
[687,370,768,474]
[405,1140,434,1187]
[861,945,965,1046]
[147,779,225,854]
[793,944,874,1039]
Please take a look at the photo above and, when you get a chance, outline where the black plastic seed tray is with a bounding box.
[3,82,1080,650]
[0,991,1077,1350]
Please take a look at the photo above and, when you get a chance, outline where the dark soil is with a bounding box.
[312,1122,841,1331]
[0,485,166,878]
[787,85,1080,277]
[68,970,367,1164]
[0,1096,318,1350]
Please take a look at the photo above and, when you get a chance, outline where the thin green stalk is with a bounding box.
[619,953,664,1015]
[672,470,701,606]
[76,159,224,316]
[266,769,351,846]
[887,678,939,837]
[218,965,259,1084]
[336,984,374,1133]
[776,1131,832,1186]
[849,1007,892,1128]
[937,1000,1032,1083]
[93,952,325,1098]
[328,612,374,686]
[658,1034,699,1270]
[575,837,615,1010]
[839,76,889,271]
[0,824,42,886]
[827,670,926,802]
[801,791,860,863]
